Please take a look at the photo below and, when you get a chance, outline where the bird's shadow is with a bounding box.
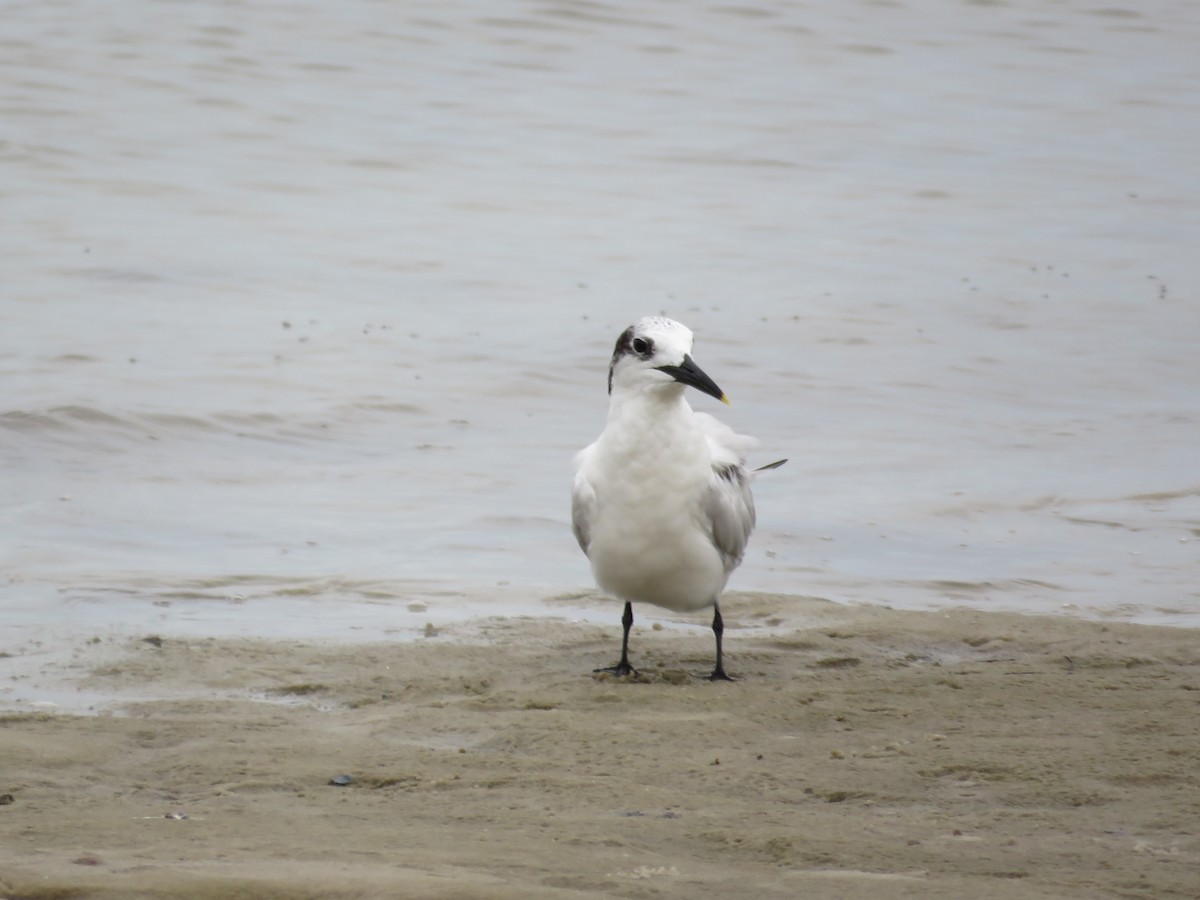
[589,667,718,685]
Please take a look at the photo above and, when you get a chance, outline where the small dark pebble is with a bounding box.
[329,774,354,786]
[0,793,14,805]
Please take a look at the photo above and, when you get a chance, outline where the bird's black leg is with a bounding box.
[594,601,638,677]
[708,602,735,681]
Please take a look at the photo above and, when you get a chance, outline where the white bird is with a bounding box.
[571,317,785,680]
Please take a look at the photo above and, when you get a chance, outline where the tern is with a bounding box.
[571,317,785,680]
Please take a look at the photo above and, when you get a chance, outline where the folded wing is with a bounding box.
[570,446,597,555]
[695,412,759,573]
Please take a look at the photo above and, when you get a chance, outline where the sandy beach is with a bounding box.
[1,593,1197,899]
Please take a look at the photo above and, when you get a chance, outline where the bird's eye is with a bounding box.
[632,337,650,355]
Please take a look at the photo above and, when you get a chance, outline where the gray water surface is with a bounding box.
[4,0,1198,653]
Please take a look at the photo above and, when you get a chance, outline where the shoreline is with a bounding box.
[5,588,1197,717]
[2,593,1198,898]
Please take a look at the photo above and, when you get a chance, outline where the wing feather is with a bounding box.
[693,413,760,573]
[570,446,597,555]
[703,465,756,573]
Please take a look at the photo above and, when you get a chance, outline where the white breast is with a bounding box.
[575,393,731,612]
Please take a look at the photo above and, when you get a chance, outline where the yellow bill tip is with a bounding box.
[720,393,732,406]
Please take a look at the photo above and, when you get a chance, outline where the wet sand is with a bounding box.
[1,593,1198,899]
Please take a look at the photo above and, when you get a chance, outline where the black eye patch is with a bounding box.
[607,328,657,394]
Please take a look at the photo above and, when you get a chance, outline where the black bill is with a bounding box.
[657,354,730,405]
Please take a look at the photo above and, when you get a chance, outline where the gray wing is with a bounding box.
[693,412,761,573]
[703,463,757,573]
[570,450,597,556]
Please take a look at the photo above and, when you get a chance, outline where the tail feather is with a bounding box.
[755,459,787,472]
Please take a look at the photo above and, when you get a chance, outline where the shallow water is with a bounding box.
[4,0,1199,657]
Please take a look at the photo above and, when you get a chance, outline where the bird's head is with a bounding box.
[607,317,729,405]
